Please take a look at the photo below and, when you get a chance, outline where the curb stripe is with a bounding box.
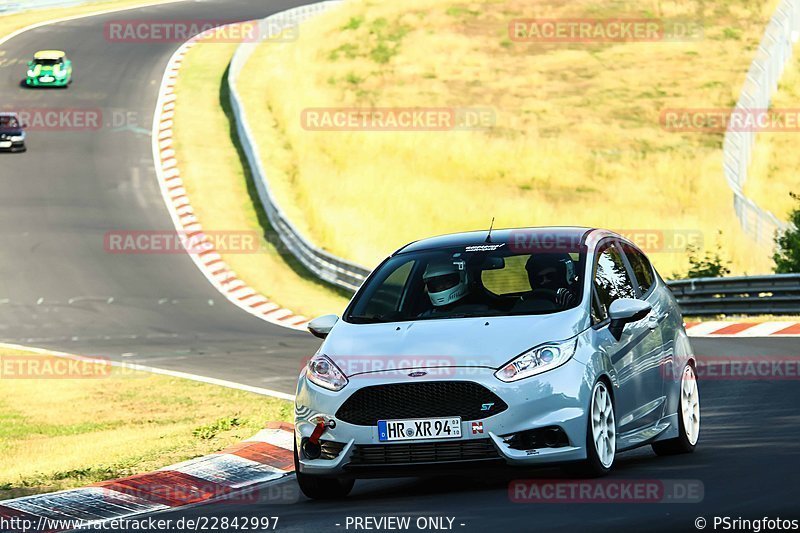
[0,425,295,531]
[775,323,800,335]
[685,321,800,337]
[711,323,758,335]
[149,31,309,333]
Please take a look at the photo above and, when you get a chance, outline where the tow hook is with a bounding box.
[303,417,336,459]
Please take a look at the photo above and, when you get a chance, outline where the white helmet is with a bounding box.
[423,259,468,307]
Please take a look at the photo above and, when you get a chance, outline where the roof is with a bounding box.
[33,50,66,60]
[394,226,596,255]
[0,112,19,117]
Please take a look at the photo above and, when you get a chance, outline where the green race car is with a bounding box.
[26,50,72,87]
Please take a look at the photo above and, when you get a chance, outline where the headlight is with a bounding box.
[27,69,37,77]
[9,135,24,142]
[495,338,577,382]
[306,352,348,391]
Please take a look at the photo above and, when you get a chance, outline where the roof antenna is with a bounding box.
[485,217,495,243]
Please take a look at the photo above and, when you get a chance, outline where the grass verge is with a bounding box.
[0,346,292,499]
[171,37,351,318]
[237,0,783,278]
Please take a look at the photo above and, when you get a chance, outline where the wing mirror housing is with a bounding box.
[608,298,651,341]
[308,314,339,339]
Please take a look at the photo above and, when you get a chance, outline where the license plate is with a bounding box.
[378,417,461,442]
[0,141,10,148]
[39,76,54,82]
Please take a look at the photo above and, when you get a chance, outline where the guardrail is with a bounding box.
[666,274,800,316]
[226,1,371,292]
[228,4,799,314]
[723,0,799,245]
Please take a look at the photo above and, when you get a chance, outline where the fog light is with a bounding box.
[301,437,322,460]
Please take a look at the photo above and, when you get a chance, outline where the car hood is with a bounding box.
[322,310,588,376]
[0,127,23,135]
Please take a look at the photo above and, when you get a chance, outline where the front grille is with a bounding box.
[348,439,500,465]
[336,381,507,426]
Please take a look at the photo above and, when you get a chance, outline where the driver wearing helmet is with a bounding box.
[524,253,578,309]
[421,258,483,316]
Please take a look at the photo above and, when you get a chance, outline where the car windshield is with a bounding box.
[0,116,19,128]
[34,58,62,66]
[345,243,586,323]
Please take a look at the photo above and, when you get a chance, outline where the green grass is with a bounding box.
[0,347,292,499]
[171,36,351,319]
[237,0,785,280]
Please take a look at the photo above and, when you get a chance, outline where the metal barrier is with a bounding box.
[228,3,799,309]
[666,274,800,316]
[723,0,799,245]
[227,1,371,292]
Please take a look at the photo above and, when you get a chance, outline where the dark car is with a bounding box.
[0,112,27,152]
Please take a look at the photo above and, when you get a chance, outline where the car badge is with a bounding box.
[408,371,427,377]
[481,402,494,411]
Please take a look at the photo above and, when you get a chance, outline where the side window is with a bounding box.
[622,245,654,296]
[592,243,637,323]
[354,260,414,318]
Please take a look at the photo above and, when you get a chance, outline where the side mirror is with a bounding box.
[608,298,651,341]
[308,314,338,339]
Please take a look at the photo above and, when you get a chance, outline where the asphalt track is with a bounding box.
[0,0,322,395]
[2,2,800,532]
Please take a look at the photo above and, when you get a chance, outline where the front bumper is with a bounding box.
[294,359,593,477]
[26,76,69,87]
[0,140,25,152]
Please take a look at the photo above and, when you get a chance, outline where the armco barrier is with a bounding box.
[227,3,799,315]
[723,0,798,245]
[667,274,800,316]
[226,0,371,293]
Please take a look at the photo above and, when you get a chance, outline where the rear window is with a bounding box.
[34,58,63,66]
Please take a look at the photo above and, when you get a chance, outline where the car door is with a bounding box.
[590,240,662,435]
[617,241,669,430]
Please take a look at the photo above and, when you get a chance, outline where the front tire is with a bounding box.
[652,364,699,455]
[294,440,354,500]
[566,379,616,477]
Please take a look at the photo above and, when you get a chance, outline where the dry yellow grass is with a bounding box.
[745,52,800,221]
[171,38,350,318]
[239,0,784,279]
[0,347,291,499]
